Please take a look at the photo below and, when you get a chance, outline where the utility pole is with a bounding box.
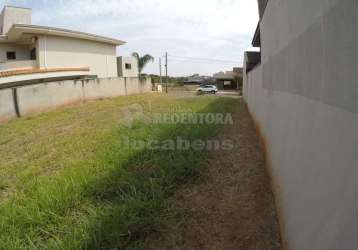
[165,52,168,93]
[159,58,162,85]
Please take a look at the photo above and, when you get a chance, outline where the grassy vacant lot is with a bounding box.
[0,94,235,249]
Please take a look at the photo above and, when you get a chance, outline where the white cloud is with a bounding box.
[3,0,259,76]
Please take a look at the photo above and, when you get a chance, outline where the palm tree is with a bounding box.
[132,52,154,77]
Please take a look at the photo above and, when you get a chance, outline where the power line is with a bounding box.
[167,54,241,64]
[167,58,240,65]
[118,51,241,64]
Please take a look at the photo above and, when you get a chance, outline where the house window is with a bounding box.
[6,51,16,60]
[125,63,132,70]
[30,48,36,60]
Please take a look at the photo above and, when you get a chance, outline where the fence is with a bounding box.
[243,0,358,250]
[0,77,152,123]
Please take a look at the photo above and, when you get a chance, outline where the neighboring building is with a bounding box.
[243,1,358,250]
[183,74,213,85]
[213,67,243,90]
[117,56,138,77]
[0,6,125,85]
[233,67,243,75]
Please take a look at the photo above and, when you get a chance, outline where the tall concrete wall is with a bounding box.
[243,0,358,249]
[17,80,85,115]
[83,78,126,100]
[0,77,151,122]
[0,88,15,122]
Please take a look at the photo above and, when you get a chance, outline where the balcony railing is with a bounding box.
[0,60,38,72]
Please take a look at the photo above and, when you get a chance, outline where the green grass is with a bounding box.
[0,94,235,249]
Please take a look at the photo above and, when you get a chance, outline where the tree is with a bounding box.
[132,52,154,77]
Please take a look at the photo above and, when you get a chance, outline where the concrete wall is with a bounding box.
[243,0,358,249]
[0,6,31,35]
[82,77,150,100]
[117,56,139,77]
[37,35,118,78]
[0,88,16,122]
[0,76,151,122]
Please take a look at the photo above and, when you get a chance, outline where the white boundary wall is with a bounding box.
[0,88,16,122]
[244,0,358,249]
[0,77,151,122]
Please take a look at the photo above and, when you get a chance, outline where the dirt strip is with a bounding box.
[146,98,282,250]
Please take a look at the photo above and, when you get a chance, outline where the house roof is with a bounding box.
[252,23,261,47]
[1,24,126,45]
[257,0,269,19]
[244,51,261,73]
[251,0,269,48]
[2,5,31,10]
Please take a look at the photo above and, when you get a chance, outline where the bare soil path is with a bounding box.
[146,98,282,250]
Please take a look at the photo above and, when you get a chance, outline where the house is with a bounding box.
[183,74,214,85]
[117,56,138,77]
[213,67,243,90]
[0,5,125,85]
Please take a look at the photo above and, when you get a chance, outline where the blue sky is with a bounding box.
[0,0,259,76]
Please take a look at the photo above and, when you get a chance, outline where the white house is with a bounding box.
[0,6,126,84]
[117,56,139,77]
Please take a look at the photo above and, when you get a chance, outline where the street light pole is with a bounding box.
[159,58,162,85]
[165,52,168,93]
